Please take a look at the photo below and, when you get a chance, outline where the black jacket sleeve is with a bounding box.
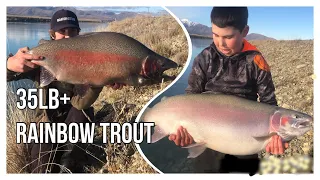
[185,49,210,94]
[7,68,39,82]
[6,53,39,82]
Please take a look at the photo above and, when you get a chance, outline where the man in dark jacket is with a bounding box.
[168,7,288,174]
[7,9,121,173]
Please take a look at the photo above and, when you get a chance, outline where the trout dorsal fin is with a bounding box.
[38,39,50,45]
[40,67,55,87]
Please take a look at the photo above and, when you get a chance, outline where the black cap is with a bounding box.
[50,9,80,31]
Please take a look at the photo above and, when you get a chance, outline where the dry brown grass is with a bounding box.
[96,15,188,66]
[6,90,32,173]
[6,89,74,174]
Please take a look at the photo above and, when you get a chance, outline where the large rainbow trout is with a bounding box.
[141,94,312,158]
[29,32,178,87]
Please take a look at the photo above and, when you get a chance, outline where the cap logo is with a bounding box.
[57,17,76,22]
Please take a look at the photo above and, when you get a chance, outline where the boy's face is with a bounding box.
[212,23,249,56]
[54,27,79,40]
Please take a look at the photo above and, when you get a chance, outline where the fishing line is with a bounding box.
[82,110,93,122]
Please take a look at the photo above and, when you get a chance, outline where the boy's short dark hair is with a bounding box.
[210,7,248,32]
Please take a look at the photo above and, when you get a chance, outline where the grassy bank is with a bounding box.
[189,34,212,39]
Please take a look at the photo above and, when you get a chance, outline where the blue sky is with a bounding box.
[167,7,313,40]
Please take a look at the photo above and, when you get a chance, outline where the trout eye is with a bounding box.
[292,114,300,119]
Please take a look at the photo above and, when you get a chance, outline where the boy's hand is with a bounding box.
[168,126,194,147]
[7,47,43,73]
[265,135,289,155]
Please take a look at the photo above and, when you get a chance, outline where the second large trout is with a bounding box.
[141,94,312,158]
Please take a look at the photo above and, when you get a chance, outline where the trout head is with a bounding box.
[271,109,313,141]
[141,55,178,80]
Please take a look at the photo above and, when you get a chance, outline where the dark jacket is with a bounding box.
[186,39,277,106]
[7,53,103,123]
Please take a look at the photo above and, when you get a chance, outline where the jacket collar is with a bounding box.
[241,39,260,53]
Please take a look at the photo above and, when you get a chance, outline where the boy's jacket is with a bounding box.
[186,39,278,106]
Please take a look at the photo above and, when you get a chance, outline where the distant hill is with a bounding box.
[7,7,152,22]
[181,19,212,37]
[181,19,275,40]
[245,33,276,41]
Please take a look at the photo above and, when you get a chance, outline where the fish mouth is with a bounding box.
[293,119,312,128]
[159,58,178,71]
[153,57,178,79]
[142,55,178,79]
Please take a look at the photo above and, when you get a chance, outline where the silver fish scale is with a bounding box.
[32,32,154,59]
[28,32,178,87]
[143,94,312,156]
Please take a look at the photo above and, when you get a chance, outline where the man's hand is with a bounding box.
[168,126,194,147]
[7,47,43,73]
[266,135,289,155]
[107,83,126,90]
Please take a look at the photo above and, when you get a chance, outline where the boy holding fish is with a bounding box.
[169,7,289,174]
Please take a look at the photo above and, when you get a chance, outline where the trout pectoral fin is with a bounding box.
[151,126,167,143]
[182,142,207,158]
[252,132,277,142]
[40,67,55,87]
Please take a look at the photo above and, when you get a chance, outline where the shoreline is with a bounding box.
[189,34,212,39]
[7,14,113,23]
